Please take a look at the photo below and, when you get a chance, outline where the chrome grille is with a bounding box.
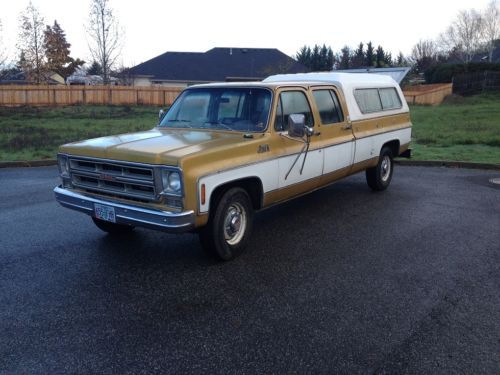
[68,157,157,201]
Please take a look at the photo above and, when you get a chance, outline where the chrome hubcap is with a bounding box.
[381,156,391,182]
[224,203,246,245]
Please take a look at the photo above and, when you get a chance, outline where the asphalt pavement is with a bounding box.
[0,165,499,374]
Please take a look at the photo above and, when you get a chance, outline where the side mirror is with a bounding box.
[159,109,166,122]
[288,114,306,137]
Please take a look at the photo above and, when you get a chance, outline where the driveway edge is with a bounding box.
[0,159,57,168]
[395,159,500,170]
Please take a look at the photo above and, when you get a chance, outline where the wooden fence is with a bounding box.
[402,83,453,105]
[452,71,500,96]
[0,85,184,107]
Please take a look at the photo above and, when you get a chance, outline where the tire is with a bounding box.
[199,187,254,261]
[366,146,394,191]
[91,217,135,234]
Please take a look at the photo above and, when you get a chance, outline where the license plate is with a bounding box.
[94,203,116,223]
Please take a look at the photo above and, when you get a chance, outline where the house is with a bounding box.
[0,69,65,85]
[129,47,308,87]
[470,43,500,63]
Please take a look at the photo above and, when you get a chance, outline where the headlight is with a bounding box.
[57,154,69,177]
[161,170,182,195]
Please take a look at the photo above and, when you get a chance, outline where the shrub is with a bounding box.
[425,63,500,83]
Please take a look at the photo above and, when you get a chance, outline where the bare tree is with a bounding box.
[17,1,46,83]
[440,9,483,63]
[86,0,122,84]
[410,39,438,72]
[482,0,500,62]
[0,19,8,68]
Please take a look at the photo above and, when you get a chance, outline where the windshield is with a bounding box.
[159,87,272,132]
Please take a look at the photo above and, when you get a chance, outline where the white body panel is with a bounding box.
[278,149,323,188]
[198,128,410,213]
[323,141,355,174]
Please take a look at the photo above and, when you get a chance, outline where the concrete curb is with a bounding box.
[0,158,498,171]
[395,159,500,171]
[0,159,57,168]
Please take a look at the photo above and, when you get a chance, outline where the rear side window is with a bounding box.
[354,87,403,114]
[312,89,344,124]
[275,91,313,131]
[379,88,402,110]
[354,89,382,113]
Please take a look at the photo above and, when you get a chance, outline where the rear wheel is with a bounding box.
[366,146,394,191]
[199,187,254,261]
[92,217,135,234]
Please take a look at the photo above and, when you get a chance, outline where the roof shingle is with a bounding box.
[130,47,308,82]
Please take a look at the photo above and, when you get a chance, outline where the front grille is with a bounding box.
[68,157,158,201]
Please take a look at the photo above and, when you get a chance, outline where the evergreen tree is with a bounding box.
[87,61,103,75]
[376,45,385,68]
[384,51,393,67]
[395,51,406,66]
[351,42,364,68]
[327,47,335,71]
[365,42,375,67]
[295,44,334,71]
[338,46,351,69]
[296,45,312,68]
[44,20,84,79]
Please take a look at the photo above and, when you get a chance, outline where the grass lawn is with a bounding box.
[409,93,500,164]
[0,93,499,164]
[0,106,157,161]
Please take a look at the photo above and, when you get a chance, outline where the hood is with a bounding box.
[59,128,248,165]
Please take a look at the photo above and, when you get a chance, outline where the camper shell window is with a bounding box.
[354,87,402,114]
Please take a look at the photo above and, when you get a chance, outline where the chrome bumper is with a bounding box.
[54,186,195,233]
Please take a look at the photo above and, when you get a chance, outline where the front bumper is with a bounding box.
[54,186,195,233]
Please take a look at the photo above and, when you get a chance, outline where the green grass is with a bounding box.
[0,105,158,161]
[408,93,500,164]
[0,94,499,163]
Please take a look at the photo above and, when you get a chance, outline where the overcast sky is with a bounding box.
[0,0,491,67]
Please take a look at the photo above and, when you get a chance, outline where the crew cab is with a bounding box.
[54,72,412,260]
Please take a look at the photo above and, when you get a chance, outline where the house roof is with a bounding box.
[129,47,308,82]
[471,44,500,63]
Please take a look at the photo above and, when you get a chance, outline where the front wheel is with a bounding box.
[199,187,254,261]
[366,146,394,191]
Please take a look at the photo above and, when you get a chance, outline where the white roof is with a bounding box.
[264,72,409,121]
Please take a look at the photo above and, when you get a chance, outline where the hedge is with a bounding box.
[425,63,500,84]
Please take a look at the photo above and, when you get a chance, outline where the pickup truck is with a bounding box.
[54,72,412,260]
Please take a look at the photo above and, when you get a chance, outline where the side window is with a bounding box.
[354,88,382,113]
[379,88,402,110]
[274,91,313,131]
[312,89,344,124]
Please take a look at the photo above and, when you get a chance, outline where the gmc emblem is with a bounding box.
[99,174,116,181]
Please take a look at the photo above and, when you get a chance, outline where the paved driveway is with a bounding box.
[1,166,499,374]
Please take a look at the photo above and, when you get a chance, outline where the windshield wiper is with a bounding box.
[163,119,192,128]
[204,121,233,131]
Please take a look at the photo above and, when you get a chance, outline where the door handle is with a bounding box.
[342,124,352,130]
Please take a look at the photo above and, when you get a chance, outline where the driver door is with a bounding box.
[274,89,323,193]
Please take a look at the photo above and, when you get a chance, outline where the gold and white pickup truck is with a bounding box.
[54,72,412,260]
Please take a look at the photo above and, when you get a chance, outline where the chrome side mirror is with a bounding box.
[288,114,306,137]
[288,114,313,137]
[159,109,166,122]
